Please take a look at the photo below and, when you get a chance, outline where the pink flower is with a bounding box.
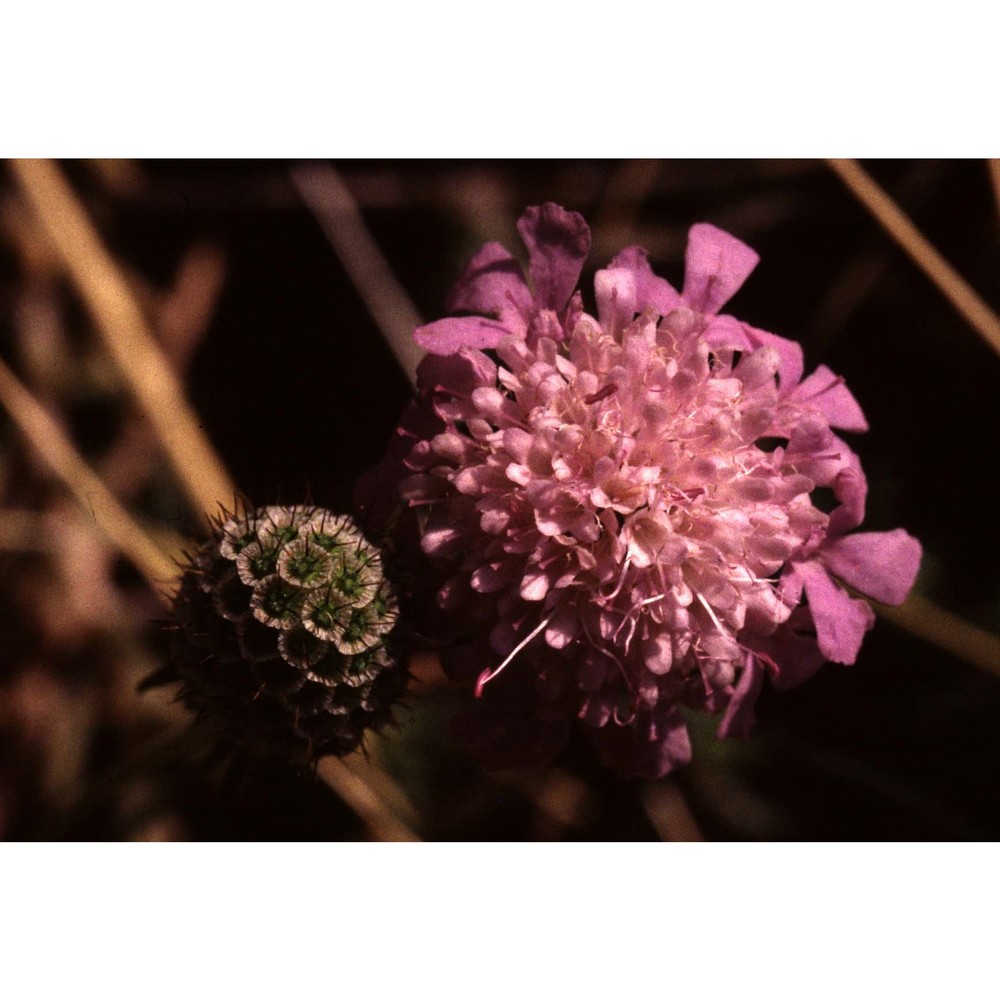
[395,204,921,778]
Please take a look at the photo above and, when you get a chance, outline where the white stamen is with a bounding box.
[475,611,554,698]
[694,590,726,633]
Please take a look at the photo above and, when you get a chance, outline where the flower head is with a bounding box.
[396,204,921,778]
[158,504,406,765]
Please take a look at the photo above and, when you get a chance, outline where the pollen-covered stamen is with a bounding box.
[475,611,554,698]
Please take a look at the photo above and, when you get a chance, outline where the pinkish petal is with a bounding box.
[416,347,497,399]
[445,241,532,330]
[607,245,682,316]
[789,364,869,433]
[594,267,637,334]
[519,569,551,602]
[544,606,580,649]
[703,314,754,351]
[717,656,765,740]
[822,529,922,605]
[589,705,692,779]
[743,324,804,392]
[517,203,591,312]
[827,457,867,535]
[797,559,875,665]
[682,223,759,315]
[354,400,441,536]
[759,607,828,691]
[414,316,510,355]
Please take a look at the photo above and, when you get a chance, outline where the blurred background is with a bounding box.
[0,158,997,841]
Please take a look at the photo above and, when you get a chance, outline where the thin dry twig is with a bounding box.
[875,592,1000,678]
[7,158,235,521]
[0,355,178,601]
[827,159,1000,359]
[289,163,425,389]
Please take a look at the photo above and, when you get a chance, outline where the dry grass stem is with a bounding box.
[640,780,704,841]
[317,755,422,842]
[0,510,50,552]
[7,159,236,521]
[989,160,1000,219]
[875,592,1000,678]
[158,242,228,367]
[289,163,424,389]
[827,159,1000,359]
[337,746,422,831]
[0,355,178,601]
[493,766,597,837]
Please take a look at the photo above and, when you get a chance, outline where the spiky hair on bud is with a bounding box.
[153,502,408,765]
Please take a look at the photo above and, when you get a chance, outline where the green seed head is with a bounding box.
[161,503,406,764]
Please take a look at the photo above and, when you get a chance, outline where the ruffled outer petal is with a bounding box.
[797,559,875,665]
[355,400,441,537]
[607,246,683,317]
[517,203,591,312]
[827,457,867,535]
[702,313,754,352]
[445,241,532,331]
[743,324,804,392]
[589,707,692,779]
[416,346,497,401]
[717,656,765,740]
[789,364,869,433]
[682,223,759,315]
[759,607,829,691]
[594,267,637,334]
[414,316,511,355]
[822,529,922,606]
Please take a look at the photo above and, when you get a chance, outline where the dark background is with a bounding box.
[1,159,997,840]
